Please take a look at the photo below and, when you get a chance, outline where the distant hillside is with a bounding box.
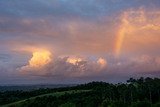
[0,84,76,91]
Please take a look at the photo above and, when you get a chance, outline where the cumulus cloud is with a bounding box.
[16,53,160,83]
[18,55,108,78]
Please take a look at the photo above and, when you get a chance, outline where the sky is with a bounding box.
[0,0,160,84]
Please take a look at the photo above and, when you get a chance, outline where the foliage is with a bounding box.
[0,77,160,107]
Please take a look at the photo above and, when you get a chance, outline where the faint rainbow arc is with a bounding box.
[114,14,129,58]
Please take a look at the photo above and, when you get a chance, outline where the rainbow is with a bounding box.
[114,15,129,58]
[115,27,126,57]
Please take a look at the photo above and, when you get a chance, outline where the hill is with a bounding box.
[0,77,160,107]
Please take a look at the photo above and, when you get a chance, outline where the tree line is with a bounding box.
[0,77,160,107]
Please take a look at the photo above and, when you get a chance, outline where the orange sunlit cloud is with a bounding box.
[66,57,83,65]
[29,50,52,67]
[114,8,160,57]
[97,58,107,68]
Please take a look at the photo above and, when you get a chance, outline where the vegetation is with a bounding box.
[0,77,160,107]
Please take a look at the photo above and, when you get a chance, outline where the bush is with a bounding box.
[131,101,151,107]
[153,102,160,107]
[60,102,75,107]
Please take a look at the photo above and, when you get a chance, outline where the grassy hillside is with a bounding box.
[2,90,90,107]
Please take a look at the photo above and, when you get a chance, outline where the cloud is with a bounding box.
[97,58,107,69]
[115,8,160,56]
[17,53,160,83]
[1,6,160,57]
[130,55,160,74]
[18,55,108,78]
[106,55,160,77]
[1,1,160,83]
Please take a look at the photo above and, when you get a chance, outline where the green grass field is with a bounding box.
[2,90,90,107]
